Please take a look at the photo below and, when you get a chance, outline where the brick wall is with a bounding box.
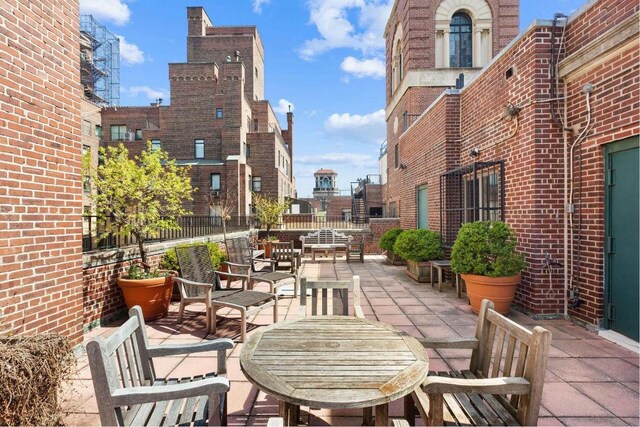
[368,218,402,254]
[385,0,639,326]
[0,0,83,342]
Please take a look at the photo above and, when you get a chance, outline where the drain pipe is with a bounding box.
[563,81,569,318]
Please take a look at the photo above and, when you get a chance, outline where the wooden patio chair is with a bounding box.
[175,245,278,343]
[396,299,552,426]
[270,240,297,273]
[299,275,364,318]
[87,306,232,426]
[226,237,298,297]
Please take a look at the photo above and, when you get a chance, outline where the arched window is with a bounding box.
[449,12,472,68]
[397,40,403,82]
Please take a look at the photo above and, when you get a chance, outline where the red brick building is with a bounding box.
[0,0,84,342]
[385,0,639,340]
[101,7,294,217]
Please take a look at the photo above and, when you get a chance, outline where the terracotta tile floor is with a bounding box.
[62,255,639,426]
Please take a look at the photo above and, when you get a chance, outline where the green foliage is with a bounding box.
[160,242,227,273]
[125,264,168,279]
[88,142,195,267]
[252,192,290,235]
[393,229,443,262]
[450,221,526,277]
[379,227,403,251]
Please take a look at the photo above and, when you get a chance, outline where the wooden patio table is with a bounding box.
[240,316,429,426]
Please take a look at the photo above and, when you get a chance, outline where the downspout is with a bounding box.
[563,81,569,318]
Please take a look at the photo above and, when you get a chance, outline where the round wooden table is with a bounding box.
[240,316,429,426]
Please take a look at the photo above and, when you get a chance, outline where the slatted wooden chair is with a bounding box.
[270,240,297,273]
[87,306,232,426]
[298,275,364,318]
[226,237,297,297]
[175,245,278,343]
[397,299,552,427]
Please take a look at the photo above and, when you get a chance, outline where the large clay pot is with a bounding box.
[117,276,173,321]
[461,273,520,315]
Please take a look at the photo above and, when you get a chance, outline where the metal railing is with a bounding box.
[82,215,255,252]
[275,214,379,230]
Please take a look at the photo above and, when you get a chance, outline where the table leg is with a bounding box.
[363,407,373,425]
[332,248,336,263]
[438,267,443,292]
[374,403,388,426]
[278,401,299,426]
[430,264,434,287]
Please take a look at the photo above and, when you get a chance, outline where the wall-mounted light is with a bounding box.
[469,148,481,157]
[399,163,407,169]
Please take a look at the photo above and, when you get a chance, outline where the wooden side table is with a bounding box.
[430,260,464,297]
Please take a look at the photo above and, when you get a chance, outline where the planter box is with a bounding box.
[404,259,433,283]
[386,250,406,266]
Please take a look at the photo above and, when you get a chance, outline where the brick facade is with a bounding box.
[385,0,639,328]
[0,0,84,342]
[102,7,293,217]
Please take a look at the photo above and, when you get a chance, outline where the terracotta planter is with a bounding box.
[260,240,278,258]
[405,259,432,283]
[117,276,173,321]
[386,250,406,266]
[461,273,521,315]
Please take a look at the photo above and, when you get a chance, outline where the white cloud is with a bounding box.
[253,0,270,13]
[324,109,386,145]
[124,86,167,101]
[299,0,392,60]
[116,35,144,65]
[340,56,385,79]
[80,0,131,26]
[297,152,378,169]
[273,99,295,115]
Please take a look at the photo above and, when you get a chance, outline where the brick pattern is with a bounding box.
[0,0,84,342]
[385,0,639,325]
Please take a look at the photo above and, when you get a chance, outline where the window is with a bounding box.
[242,141,247,157]
[195,139,204,158]
[450,12,472,68]
[246,144,251,158]
[216,108,223,119]
[151,139,161,151]
[110,125,126,141]
[82,145,91,193]
[135,129,143,140]
[253,118,259,131]
[402,111,408,131]
[394,144,399,169]
[82,120,92,136]
[252,176,262,192]
[439,161,505,246]
[210,173,221,191]
[389,202,397,218]
[95,124,102,138]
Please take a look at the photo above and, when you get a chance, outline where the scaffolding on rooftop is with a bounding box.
[80,15,120,106]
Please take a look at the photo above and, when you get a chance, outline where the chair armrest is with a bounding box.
[174,277,213,289]
[214,270,249,281]
[298,305,307,318]
[147,338,234,357]
[223,261,251,269]
[353,304,365,319]
[422,376,530,395]
[111,376,229,407]
[417,337,478,349]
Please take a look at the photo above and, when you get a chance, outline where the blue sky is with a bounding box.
[80,0,590,198]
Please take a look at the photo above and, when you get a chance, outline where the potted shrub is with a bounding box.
[450,221,526,314]
[253,192,290,257]
[88,142,194,320]
[379,227,405,265]
[393,229,443,282]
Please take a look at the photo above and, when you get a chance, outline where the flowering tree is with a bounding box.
[88,142,194,271]
[252,193,290,237]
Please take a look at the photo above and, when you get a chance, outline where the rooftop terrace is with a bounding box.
[63,256,639,426]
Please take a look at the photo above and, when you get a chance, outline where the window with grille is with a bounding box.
[440,161,505,246]
[252,176,262,192]
[450,12,472,68]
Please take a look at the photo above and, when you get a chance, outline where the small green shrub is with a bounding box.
[393,229,443,262]
[160,242,227,273]
[125,264,168,279]
[450,221,526,277]
[379,227,403,251]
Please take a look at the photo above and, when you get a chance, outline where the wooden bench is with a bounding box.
[397,299,552,426]
[300,228,363,262]
[87,306,232,426]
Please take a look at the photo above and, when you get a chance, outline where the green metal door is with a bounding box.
[417,185,428,229]
[605,137,639,341]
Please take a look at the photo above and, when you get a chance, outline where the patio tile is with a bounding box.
[622,382,639,393]
[542,382,611,417]
[546,358,611,382]
[373,305,405,315]
[559,417,628,425]
[571,382,639,417]
[416,324,460,340]
[406,314,446,326]
[428,304,462,316]
[436,314,477,326]
[580,357,639,382]
[393,297,427,306]
[537,416,564,425]
[552,339,614,357]
[63,411,101,426]
[622,417,640,425]
[375,313,414,327]
[623,357,639,367]
[583,339,640,358]
[367,297,397,306]
[250,390,281,416]
[401,305,434,315]
[228,381,259,416]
